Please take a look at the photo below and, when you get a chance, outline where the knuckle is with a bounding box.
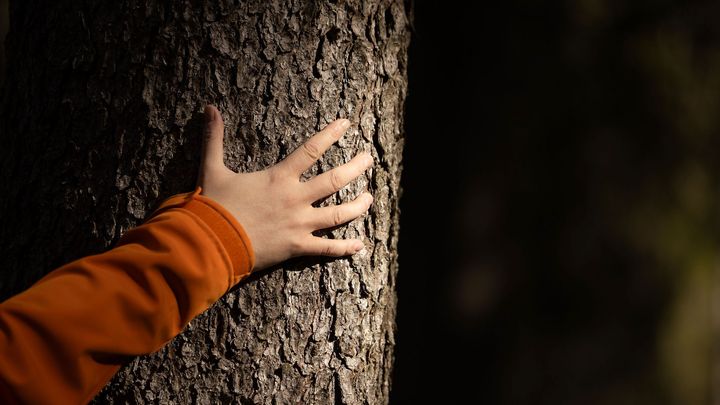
[321,243,336,257]
[266,167,284,184]
[329,170,344,191]
[332,207,345,227]
[289,237,305,256]
[295,207,314,228]
[302,141,321,161]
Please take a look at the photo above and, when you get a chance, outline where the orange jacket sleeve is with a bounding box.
[0,187,255,405]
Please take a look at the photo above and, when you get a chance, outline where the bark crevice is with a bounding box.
[0,1,409,403]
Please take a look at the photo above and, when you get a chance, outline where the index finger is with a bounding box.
[276,119,351,176]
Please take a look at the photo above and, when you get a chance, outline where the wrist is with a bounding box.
[152,187,256,287]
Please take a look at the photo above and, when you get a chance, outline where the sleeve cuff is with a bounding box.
[150,187,256,288]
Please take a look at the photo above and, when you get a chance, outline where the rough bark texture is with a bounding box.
[0,1,409,403]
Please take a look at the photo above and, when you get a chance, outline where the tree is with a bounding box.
[0,1,410,403]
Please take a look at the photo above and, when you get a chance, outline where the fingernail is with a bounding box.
[353,241,364,252]
[339,119,351,130]
[365,192,374,204]
[204,106,214,123]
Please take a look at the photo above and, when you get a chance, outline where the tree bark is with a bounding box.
[0,1,409,403]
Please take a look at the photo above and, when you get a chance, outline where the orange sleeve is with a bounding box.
[0,186,255,405]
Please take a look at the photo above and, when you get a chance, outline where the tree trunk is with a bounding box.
[0,1,409,403]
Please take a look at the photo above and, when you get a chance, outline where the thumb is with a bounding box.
[202,104,225,171]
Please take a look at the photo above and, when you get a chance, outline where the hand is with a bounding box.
[197,105,374,271]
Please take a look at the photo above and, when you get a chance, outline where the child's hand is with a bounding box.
[197,105,373,271]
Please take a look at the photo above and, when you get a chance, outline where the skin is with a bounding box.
[197,105,374,271]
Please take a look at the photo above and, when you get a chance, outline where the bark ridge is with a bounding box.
[0,0,410,403]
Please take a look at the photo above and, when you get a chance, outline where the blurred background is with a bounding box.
[1,1,719,404]
[395,1,720,404]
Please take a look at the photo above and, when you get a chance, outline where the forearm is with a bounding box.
[0,187,254,404]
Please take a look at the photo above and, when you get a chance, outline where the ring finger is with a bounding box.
[309,192,373,230]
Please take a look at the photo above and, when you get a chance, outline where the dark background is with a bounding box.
[2,1,719,404]
[394,1,719,404]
